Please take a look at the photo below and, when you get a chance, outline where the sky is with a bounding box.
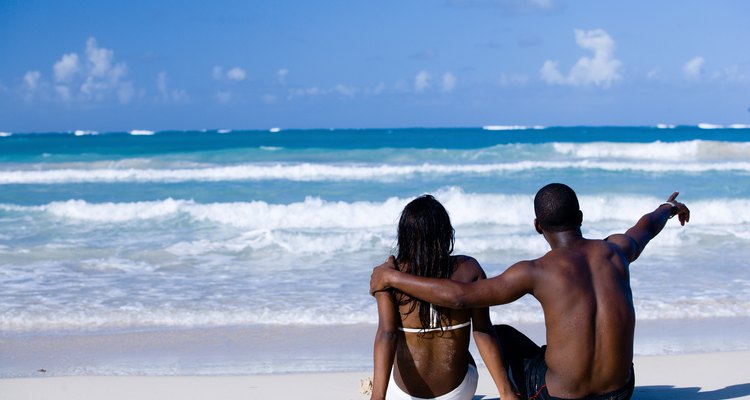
[1,0,749,132]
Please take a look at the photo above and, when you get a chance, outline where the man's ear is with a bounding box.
[534,218,543,235]
[577,210,583,227]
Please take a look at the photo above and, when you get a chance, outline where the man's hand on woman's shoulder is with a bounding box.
[370,256,397,295]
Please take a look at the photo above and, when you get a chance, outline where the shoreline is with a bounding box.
[2,352,750,400]
[2,317,750,378]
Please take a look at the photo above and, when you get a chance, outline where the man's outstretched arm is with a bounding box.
[607,191,690,263]
[370,257,533,309]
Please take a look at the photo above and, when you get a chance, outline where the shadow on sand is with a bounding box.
[475,383,750,400]
[634,384,750,400]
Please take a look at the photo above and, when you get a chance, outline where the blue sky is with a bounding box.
[1,0,749,131]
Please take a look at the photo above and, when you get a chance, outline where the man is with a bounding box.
[370,183,690,400]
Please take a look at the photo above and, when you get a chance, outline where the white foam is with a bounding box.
[217,129,232,134]
[44,198,183,222]
[635,298,750,320]
[11,191,750,228]
[553,140,750,161]
[0,305,378,331]
[706,122,750,129]
[483,125,545,131]
[3,294,749,332]
[655,123,676,129]
[129,129,155,136]
[269,127,282,133]
[0,131,11,137]
[73,130,98,136]
[698,123,723,129]
[3,159,750,185]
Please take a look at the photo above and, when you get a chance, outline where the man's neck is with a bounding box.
[544,228,584,249]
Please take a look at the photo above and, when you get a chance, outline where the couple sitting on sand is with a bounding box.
[370,183,690,400]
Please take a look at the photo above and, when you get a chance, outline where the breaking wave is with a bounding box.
[2,190,749,228]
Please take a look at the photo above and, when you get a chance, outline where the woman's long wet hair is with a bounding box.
[395,195,456,332]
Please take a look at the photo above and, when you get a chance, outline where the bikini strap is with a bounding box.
[398,320,471,333]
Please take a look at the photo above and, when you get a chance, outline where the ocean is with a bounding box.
[1,125,749,376]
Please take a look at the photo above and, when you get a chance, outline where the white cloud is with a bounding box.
[85,38,127,83]
[157,72,169,98]
[415,70,431,92]
[53,53,80,83]
[283,81,387,100]
[277,68,289,85]
[683,56,705,81]
[372,82,386,95]
[216,91,232,103]
[262,94,278,104]
[540,29,622,88]
[40,37,134,103]
[24,71,41,90]
[86,38,117,77]
[23,70,42,101]
[646,68,661,80]
[498,73,529,86]
[448,0,557,13]
[334,84,358,97]
[540,61,565,84]
[288,87,321,99]
[528,0,554,9]
[55,85,72,101]
[156,72,188,103]
[226,67,246,81]
[718,64,750,84]
[441,72,456,92]
[213,66,247,82]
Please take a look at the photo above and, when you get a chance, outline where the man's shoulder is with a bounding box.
[600,235,636,262]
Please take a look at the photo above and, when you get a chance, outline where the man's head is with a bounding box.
[534,183,583,233]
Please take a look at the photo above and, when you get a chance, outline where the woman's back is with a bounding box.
[371,195,511,400]
[391,255,480,398]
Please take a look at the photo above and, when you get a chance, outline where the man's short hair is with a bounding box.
[534,183,583,232]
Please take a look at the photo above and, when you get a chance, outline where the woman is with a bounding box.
[371,195,517,400]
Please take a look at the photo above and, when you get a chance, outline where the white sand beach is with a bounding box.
[2,351,749,400]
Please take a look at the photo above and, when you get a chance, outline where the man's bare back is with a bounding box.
[526,237,635,397]
[370,184,690,399]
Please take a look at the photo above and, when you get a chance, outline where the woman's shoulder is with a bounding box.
[450,255,486,283]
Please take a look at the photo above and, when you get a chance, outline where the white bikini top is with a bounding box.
[398,303,471,333]
[398,321,471,333]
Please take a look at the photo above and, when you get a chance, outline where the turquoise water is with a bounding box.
[1,125,749,374]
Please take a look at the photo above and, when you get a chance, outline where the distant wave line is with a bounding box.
[698,123,750,130]
[2,160,750,184]
[483,125,546,131]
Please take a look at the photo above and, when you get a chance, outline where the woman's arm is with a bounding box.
[371,290,400,400]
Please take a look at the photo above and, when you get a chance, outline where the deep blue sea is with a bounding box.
[1,125,749,375]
